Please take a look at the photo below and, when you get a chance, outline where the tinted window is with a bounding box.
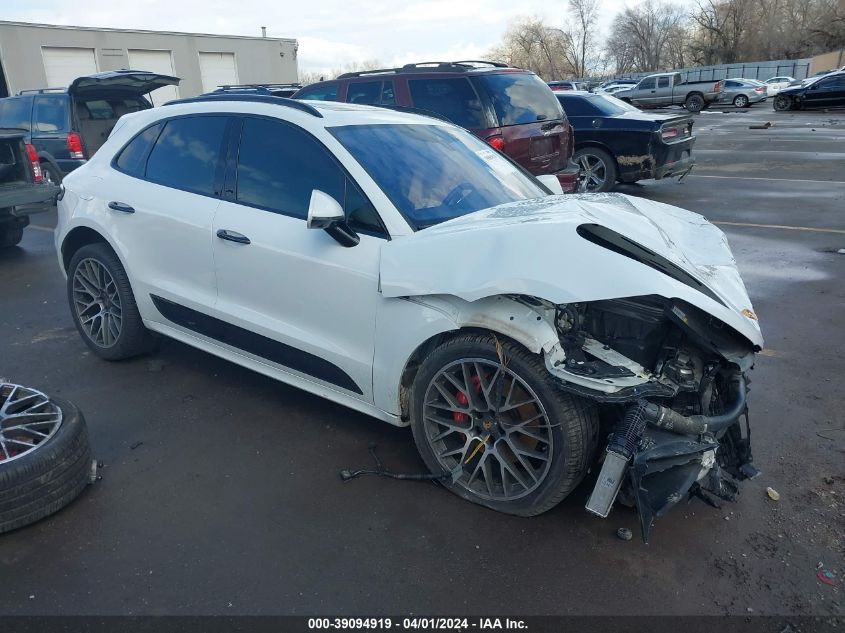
[408,78,486,129]
[331,124,546,229]
[82,100,115,120]
[381,81,396,105]
[657,76,670,88]
[558,96,599,117]
[115,123,164,176]
[295,83,338,101]
[475,73,564,126]
[33,96,68,132]
[638,78,656,90]
[236,117,344,219]
[347,81,382,104]
[0,97,32,131]
[725,80,740,87]
[345,180,385,236]
[146,116,228,196]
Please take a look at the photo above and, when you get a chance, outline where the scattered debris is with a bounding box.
[815,561,824,570]
[130,441,143,450]
[766,487,780,501]
[616,527,633,541]
[837,248,845,254]
[816,569,837,586]
[749,122,773,129]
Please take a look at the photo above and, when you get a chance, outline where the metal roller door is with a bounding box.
[42,47,97,88]
[198,52,238,93]
[127,49,180,105]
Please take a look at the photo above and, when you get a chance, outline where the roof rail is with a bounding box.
[338,60,513,79]
[164,93,323,118]
[17,87,67,95]
[218,83,303,90]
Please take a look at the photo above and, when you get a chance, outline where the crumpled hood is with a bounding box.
[380,193,763,348]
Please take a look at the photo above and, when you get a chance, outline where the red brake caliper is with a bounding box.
[453,374,483,424]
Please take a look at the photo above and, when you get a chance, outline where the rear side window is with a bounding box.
[145,116,228,196]
[558,96,600,117]
[408,78,486,129]
[114,123,164,176]
[347,81,396,106]
[657,76,670,88]
[295,83,338,101]
[0,97,33,131]
[236,117,344,219]
[474,73,564,126]
[33,96,68,132]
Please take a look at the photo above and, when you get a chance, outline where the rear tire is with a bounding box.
[773,95,793,111]
[573,147,618,193]
[0,226,24,248]
[684,94,705,112]
[0,389,91,534]
[410,333,599,517]
[733,94,749,108]
[67,242,156,360]
[40,162,62,185]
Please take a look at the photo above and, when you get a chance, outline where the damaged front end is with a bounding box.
[536,295,760,542]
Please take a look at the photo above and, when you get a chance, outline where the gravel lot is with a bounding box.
[1,106,843,618]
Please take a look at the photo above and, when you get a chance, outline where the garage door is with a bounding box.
[198,52,238,93]
[127,49,180,105]
[42,47,98,88]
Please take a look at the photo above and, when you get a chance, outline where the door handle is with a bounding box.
[108,201,135,213]
[216,229,251,245]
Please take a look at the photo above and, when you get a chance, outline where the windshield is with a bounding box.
[330,123,547,230]
[475,73,564,126]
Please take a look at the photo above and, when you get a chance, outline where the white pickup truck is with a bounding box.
[614,72,725,112]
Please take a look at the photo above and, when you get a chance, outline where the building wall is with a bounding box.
[0,21,298,98]
[810,49,845,74]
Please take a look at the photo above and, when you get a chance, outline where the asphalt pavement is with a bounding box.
[1,106,843,617]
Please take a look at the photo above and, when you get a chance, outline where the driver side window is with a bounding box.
[235,117,387,237]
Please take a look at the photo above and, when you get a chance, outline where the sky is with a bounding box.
[4,0,639,75]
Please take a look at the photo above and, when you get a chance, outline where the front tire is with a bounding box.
[773,95,793,111]
[573,147,617,193]
[410,334,599,517]
[67,242,155,360]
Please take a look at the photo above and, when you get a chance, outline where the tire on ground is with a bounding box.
[684,93,705,112]
[66,242,156,360]
[572,147,618,193]
[410,333,599,517]
[0,396,91,534]
[0,226,24,248]
[773,95,793,111]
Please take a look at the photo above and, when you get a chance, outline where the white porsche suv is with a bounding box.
[56,94,762,534]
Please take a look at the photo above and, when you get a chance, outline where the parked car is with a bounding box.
[548,81,582,91]
[715,79,768,107]
[614,72,724,112]
[294,61,579,192]
[0,70,179,184]
[0,127,59,247]
[556,91,695,192]
[55,93,763,540]
[763,76,795,95]
[594,84,633,96]
[595,80,638,93]
[773,71,845,111]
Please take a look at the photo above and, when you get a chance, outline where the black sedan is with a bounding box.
[773,71,845,111]
[556,91,696,192]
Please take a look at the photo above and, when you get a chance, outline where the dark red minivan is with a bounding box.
[293,62,579,192]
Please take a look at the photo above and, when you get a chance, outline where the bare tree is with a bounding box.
[562,0,600,77]
[606,0,687,73]
[489,16,574,80]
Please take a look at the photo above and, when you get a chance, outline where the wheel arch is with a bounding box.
[573,141,619,168]
[390,295,562,421]
[61,225,117,272]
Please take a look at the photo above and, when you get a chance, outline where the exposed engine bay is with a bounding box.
[514,294,760,542]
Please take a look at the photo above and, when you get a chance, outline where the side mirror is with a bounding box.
[306,189,360,247]
[307,190,345,229]
[536,174,564,195]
